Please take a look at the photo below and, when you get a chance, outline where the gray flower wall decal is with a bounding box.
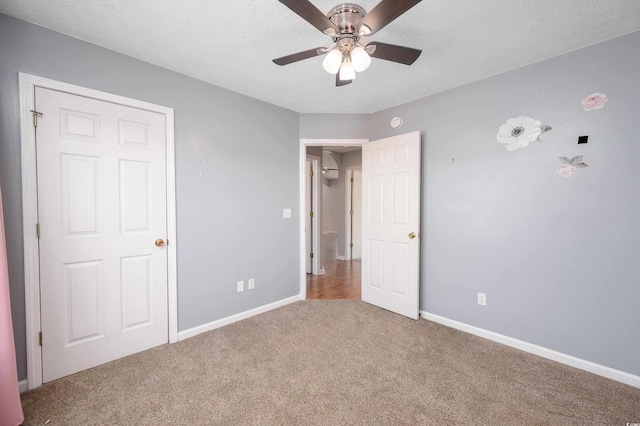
[497,116,552,151]
[557,156,589,177]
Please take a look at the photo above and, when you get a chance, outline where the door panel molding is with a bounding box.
[19,73,177,390]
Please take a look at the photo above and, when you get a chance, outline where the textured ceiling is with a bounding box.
[2,0,640,113]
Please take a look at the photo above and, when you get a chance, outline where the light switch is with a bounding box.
[283,208,292,219]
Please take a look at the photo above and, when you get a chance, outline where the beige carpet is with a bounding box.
[21,300,640,425]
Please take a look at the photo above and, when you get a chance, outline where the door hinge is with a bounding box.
[350,210,353,216]
[351,177,354,182]
[310,252,314,258]
[310,170,314,177]
[310,212,314,218]
[30,110,43,127]
[350,243,353,248]
[36,223,40,239]
[39,331,43,346]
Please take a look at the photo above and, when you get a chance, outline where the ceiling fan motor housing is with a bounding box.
[327,3,366,36]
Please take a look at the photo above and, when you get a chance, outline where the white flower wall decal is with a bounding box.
[497,116,552,151]
[557,156,589,177]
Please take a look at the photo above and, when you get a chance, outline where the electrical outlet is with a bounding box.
[477,292,486,306]
[248,278,255,290]
[237,280,244,293]
[283,209,292,219]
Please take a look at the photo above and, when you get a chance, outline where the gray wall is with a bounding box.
[369,31,640,376]
[305,146,323,157]
[0,14,300,381]
[300,114,370,140]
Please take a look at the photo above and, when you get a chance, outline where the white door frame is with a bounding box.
[299,139,368,299]
[305,155,321,275]
[344,166,362,261]
[19,73,178,390]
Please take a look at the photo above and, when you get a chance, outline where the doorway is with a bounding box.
[301,142,365,299]
[299,132,422,318]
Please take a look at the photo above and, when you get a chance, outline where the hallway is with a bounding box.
[306,232,361,299]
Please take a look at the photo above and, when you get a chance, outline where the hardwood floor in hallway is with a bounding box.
[306,232,361,299]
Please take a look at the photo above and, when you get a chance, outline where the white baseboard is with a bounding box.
[323,230,338,234]
[178,296,300,341]
[336,255,346,261]
[19,379,28,393]
[420,311,640,389]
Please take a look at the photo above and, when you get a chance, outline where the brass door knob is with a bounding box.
[408,232,416,239]
[155,238,165,247]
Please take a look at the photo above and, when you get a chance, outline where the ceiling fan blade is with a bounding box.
[358,0,422,35]
[336,74,352,87]
[366,42,422,65]
[273,47,326,66]
[279,0,340,35]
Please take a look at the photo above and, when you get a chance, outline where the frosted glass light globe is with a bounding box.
[339,61,356,81]
[322,49,342,74]
[351,46,371,72]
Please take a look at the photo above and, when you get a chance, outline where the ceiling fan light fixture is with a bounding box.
[351,46,371,72]
[322,48,342,74]
[273,0,423,86]
[339,60,356,81]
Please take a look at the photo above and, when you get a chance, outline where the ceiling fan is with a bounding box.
[273,0,423,87]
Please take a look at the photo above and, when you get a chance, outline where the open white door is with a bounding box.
[361,131,421,319]
[36,87,169,382]
[305,160,313,274]
[305,157,322,275]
